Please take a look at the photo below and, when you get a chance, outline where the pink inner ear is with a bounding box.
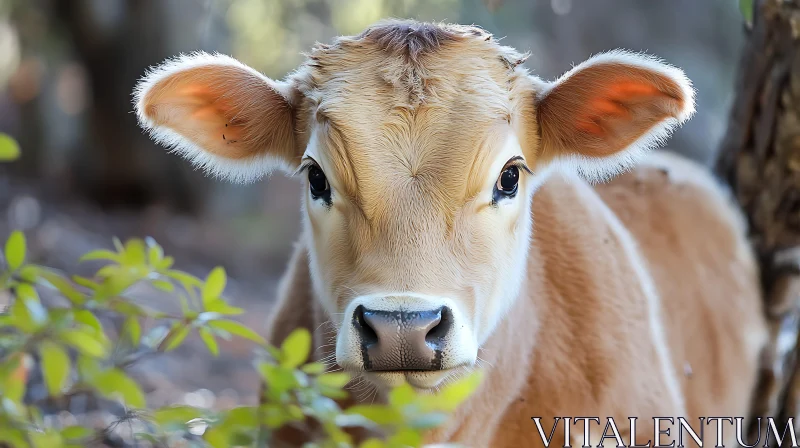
[142,66,295,162]
[538,64,685,159]
[576,81,660,136]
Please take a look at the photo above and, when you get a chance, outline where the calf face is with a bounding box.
[134,20,694,390]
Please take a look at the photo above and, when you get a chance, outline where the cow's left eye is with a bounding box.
[308,165,330,198]
[496,165,519,195]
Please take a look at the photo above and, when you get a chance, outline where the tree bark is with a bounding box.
[714,0,800,445]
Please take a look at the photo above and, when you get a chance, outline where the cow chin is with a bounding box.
[335,293,479,390]
[364,368,470,391]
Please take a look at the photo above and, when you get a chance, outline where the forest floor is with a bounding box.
[0,175,298,439]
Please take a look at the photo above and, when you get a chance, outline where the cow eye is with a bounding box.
[308,165,330,198]
[496,165,519,195]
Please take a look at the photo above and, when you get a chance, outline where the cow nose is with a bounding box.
[353,305,452,371]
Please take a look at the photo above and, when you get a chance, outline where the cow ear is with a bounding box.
[134,52,301,183]
[533,50,695,182]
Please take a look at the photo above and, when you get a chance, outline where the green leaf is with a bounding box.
[388,383,416,408]
[359,439,386,448]
[260,403,293,429]
[40,342,70,396]
[79,249,121,263]
[5,231,25,270]
[430,371,483,412]
[152,405,204,427]
[740,0,754,25]
[387,428,422,447]
[9,296,35,332]
[146,240,164,266]
[155,256,174,270]
[199,327,219,356]
[203,427,229,448]
[0,354,29,403]
[285,403,304,421]
[18,264,39,282]
[228,431,255,446]
[202,267,226,305]
[165,270,203,288]
[95,368,146,408]
[74,310,103,335]
[316,372,350,389]
[123,316,141,346]
[61,329,108,358]
[76,355,101,380]
[17,284,47,325]
[15,282,37,299]
[0,133,20,161]
[163,324,191,352]
[122,239,147,266]
[38,270,86,305]
[29,430,63,448]
[208,319,265,345]
[280,327,311,368]
[92,271,140,299]
[317,385,349,400]
[223,406,258,427]
[301,362,326,375]
[346,405,403,426]
[72,275,100,290]
[151,279,174,292]
[204,298,244,315]
[258,363,298,396]
[0,428,30,448]
[108,299,146,317]
[60,426,93,441]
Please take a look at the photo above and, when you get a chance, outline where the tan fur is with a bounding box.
[264,159,766,447]
[133,19,768,447]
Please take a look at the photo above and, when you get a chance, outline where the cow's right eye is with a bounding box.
[308,165,330,199]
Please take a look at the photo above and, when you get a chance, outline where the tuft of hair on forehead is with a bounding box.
[297,19,529,108]
[359,19,492,63]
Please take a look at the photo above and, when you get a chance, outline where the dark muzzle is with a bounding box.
[353,305,453,371]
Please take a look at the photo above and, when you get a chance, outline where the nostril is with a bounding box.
[354,305,378,346]
[424,306,452,348]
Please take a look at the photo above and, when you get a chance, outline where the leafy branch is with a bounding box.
[0,131,480,448]
[0,232,480,448]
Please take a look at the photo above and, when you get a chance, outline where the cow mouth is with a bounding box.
[364,365,473,390]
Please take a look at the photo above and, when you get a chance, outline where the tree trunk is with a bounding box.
[714,0,800,445]
[53,0,209,213]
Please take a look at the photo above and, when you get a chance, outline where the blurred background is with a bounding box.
[0,0,747,417]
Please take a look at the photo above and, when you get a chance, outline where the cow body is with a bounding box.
[266,151,767,447]
[133,19,768,447]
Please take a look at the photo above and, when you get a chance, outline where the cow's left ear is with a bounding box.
[133,52,302,183]
[533,50,695,182]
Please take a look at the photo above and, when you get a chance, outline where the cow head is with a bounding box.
[134,20,694,391]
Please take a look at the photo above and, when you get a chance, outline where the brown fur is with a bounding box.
[134,19,768,447]
[265,160,766,447]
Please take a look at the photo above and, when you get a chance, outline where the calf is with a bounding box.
[134,20,767,447]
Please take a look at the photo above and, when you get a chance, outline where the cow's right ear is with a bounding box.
[134,52,301,183]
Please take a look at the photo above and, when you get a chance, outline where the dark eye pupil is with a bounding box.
[499,166,519,191]
[308,166,329,196]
